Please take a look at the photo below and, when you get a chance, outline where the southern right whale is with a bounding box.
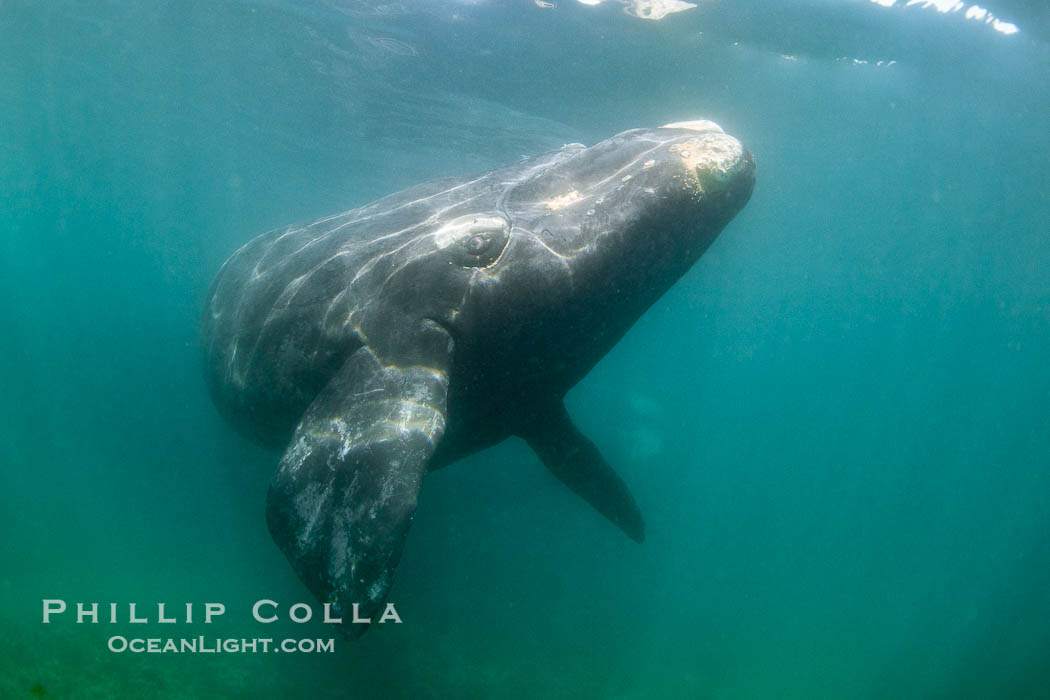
[202,119,756,634]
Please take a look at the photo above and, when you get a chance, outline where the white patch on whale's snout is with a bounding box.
[660,119,725,134]
[669,133,747,193]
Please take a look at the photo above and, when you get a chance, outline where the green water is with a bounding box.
[2,1,1049,698]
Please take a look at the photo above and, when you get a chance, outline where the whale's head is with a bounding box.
[440,121,755,392]
[503,120,753,296]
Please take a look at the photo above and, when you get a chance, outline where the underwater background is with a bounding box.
[2,0,1048,697]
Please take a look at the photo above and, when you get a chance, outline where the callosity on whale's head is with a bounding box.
[202,120,754,637]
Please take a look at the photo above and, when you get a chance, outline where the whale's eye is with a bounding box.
[433,213,511,268]
[467,234,489,254]
[456,229,503,266]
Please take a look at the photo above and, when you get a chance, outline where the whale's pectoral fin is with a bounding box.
[266,328,451,637]
[521,400,645,543]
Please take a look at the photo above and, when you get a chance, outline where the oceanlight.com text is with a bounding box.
[107,636,335,654]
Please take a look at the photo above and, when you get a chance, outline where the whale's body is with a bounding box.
[203,121,755,634]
